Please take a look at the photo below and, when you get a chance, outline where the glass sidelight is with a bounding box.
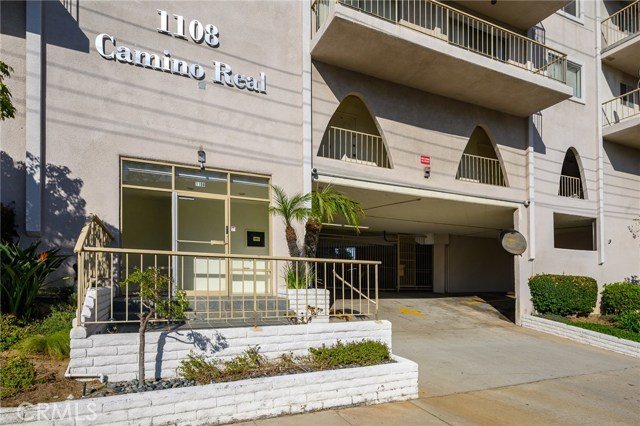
[176,195,227,293]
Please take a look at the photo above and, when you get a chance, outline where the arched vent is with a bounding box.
[317,96,391,169]
[558,148,585,199]
[456,127,507,187]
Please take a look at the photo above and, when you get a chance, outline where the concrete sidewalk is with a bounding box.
[244,295,640,425]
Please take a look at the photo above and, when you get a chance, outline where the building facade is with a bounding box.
[1,0,639,322]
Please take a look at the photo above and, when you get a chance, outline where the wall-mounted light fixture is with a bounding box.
[198,148,206,170]
[491,0,497,4]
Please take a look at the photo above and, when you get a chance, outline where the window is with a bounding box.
[620,83,637,108]
[560,1,580,19]
[567,61,582,99]
[553,213,596,251]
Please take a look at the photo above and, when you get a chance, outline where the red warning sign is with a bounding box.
[420,156,431,165]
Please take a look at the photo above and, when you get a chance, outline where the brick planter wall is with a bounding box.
[1,355,417,426]
[68,320,393,382]
[521,315,640,358]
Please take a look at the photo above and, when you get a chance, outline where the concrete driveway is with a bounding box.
[251,293,640,426]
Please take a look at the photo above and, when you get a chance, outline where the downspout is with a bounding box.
[595,0,605,266]
[25,0,43,236]
[303,0,313,195]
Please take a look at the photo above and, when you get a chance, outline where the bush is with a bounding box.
[0,356,40,398]
[18,330,70,360]
[282,263,315,290]
[567,321,640,343]
[528,274,597,316]
[0,241,67,320]
[617,311,640,334]
[601,282,640,315]
[32,305,75,335]
[180,340,391,385]
[0,315,29,351]
[308,340,390,368]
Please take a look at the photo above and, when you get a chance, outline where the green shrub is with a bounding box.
[18,330,70,360]
[0,356,40,398]
[0,241,67,320]
[0,315,29,351]
[282,263,316,289]
[308,340,390,368]
[617,311,640,333]
[179,353,223,384]
[33,305,75,335]
[566,321,640,343]
[600,282,640,315]
[528,274,597,316]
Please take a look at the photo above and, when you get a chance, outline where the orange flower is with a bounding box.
[38,252,49,261]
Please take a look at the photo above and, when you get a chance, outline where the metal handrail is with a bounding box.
[602,87,640,126]
[75,224,381,327]
[602,0,640,48]
[558,175,584,199]
[312,0,568,83]
[319,126,391,168]
[74,215,114,253]
[456,153,506,187]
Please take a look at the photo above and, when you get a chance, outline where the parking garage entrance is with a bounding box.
[316,181,519,294]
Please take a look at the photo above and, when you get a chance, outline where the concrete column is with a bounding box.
[433,233,449,293]
[302,0,313,195]
[25,0,43,236]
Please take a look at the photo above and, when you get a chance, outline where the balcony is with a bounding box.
[455,153,506,187]
[448,1,572,31]
[318,126,392,168]
[558,175,584,199]
[602,87,640,148]
[311,0,573,117]
[601,0,640,75]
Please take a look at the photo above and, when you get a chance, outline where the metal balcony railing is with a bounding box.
[318,126,391,168]
[558,175,584,199]
[602,87,640,126]
[312,0,568,83]
[75,217,380,329]
[602,0,640,48]
[456,153,506,187]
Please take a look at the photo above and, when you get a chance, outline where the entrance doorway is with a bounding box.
[120,159,271,296]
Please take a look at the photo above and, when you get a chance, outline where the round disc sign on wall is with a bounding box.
[499,229,527,255]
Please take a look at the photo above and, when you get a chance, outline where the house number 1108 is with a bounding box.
[157,9,219,48]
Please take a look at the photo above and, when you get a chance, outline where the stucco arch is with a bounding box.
[456,125,509,187]
[559,147,587,199]
[317,94,393,169]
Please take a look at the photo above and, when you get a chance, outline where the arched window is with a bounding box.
[456,127,507,187]
[558,148,585,199]
[317,95,392,168]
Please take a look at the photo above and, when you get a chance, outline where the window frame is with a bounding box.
[557,0,584,25]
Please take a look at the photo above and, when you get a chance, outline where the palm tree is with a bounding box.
[269,186,310,258]
[303,185,364,259]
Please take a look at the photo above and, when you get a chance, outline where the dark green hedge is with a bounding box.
[528,274,597,316]
[600,282,640,315]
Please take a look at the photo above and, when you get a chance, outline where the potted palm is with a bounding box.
[270,185,364,322]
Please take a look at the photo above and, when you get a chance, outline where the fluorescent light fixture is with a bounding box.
[177,172,227,182]
[231,177,269,187]
[127,167,172,176]
[322,223,369,230]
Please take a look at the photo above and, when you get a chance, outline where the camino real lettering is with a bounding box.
[93,10,267,94]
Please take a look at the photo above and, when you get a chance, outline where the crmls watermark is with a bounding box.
[17,402,98,422]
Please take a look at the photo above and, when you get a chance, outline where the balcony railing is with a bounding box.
[312,0,568,83]
[602,0,640,48]
[602,87,640,126]
[456,153,506,187]
[75,217,380,329]
[558,175,584,199]
[318,126,391,168]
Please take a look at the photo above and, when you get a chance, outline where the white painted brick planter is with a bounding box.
[521,315,640,358]
[0,355,417,426]
[68,320,392,382]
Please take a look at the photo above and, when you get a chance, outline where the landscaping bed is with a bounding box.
[535,313,640,343]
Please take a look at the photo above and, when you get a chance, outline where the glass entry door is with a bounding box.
[176,195,228,294]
